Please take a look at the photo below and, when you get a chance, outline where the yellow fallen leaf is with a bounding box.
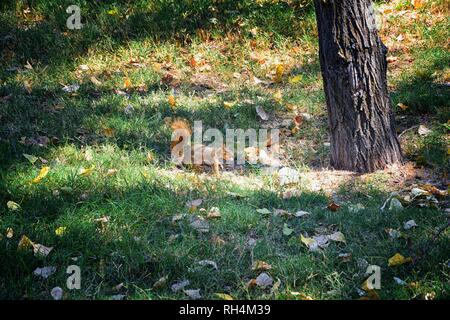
[32,166,49,183]
[388,253,412,267]
[6,228,14,238]
[215,293,234,300]
[300,234,315,247]
[397,103,409,111]
[168,95,176,108]
[252,260,272,271]
[7,201,21,211]
[18,235,34,250]
[412,0,425,9]
[273,90,282,103]
[55,227,66,236]
[290,292,314,300]
[289,75,302,84]
[223,101,235,109]
[107,8,119,15]
[123,77,132,89]
[273,64,284,83]
[79,165,95,177]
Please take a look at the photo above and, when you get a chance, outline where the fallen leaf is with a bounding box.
[23,154,38,164]
[171,280,190,292]
[55,227,66,237]
[412,0,425,9]
[327,202,341,212]
[123,78,132,89]
[215,293,234,300]
[418,125,431,136]
[198,260,218,270]
[211,235,226,246]
[273,90,282,103]
[403,219,418,230]
[282,223,294,236]
[172,214,185,223]
[90,76,102,87]
[33,266,56,279]
[255,272,273,288]
[274,209,290,217]
[397,103,409,111]
[106,169,118,176]
[33,243,53,257]
[294,210,310,218]
[146,152,154,162]
[186,199,203,212]
[328,231,346,243]
[189,215,210,233]
[18,235,34,250]
[168,95,176,108]
[207,207,221,219]
[387,56,398,63]
[252,260,272,271]
[51,287,63,300]
[7,201,21,211]
[62,84,79,93]
[278,167,300,186]
[256,208,271,215]
[102,127,115,137]
[256,106,269,121]
[184,289,202,299]
[223,101,235,109]
[79,165,95,177]
[338,252,352,262]
[273,64,284,83]
[153,276,168,289]
[32,166,49,183]
[385,228,401,239]
[393,277,407,285]
[6,228,14,238]
[388,253,413,267]
[389,197,404,211]
[289,75,302,84]
[300,234,317,250]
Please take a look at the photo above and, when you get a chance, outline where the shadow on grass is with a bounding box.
[0,174,330,299]
[0,0,314,69]
[1,171,449,299]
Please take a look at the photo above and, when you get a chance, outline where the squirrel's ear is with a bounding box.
[170,119,192,135]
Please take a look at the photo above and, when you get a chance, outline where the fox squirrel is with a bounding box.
[170,119,233,175]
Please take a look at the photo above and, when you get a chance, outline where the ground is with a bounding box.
[0,0,449,300]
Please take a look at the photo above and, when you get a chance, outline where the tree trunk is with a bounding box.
[313,0,402,173]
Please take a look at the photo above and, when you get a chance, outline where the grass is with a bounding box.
[0,0,449,300]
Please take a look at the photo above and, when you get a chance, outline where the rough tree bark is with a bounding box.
[313,0,403,173]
